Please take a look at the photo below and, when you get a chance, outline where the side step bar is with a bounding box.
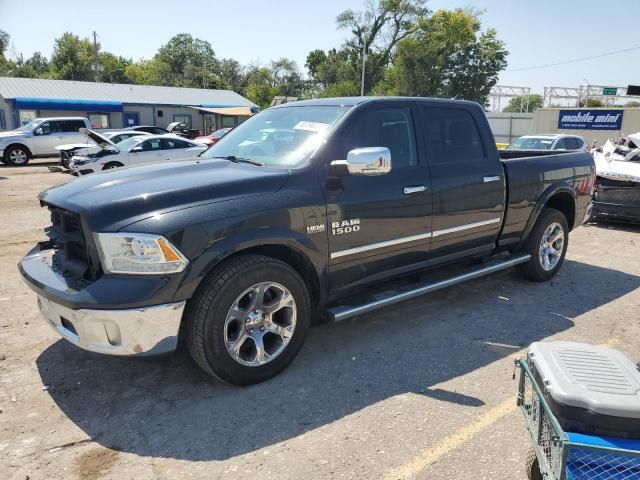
[328,253,531,322]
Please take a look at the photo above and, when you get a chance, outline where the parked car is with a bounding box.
[0,117,90,166]
[56,130,151,168]
[19,97,594,385]
[506,134,587,152]
[69,130,207,175]
[194,128,232,146]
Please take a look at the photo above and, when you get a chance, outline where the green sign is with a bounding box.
[602,87,617,96]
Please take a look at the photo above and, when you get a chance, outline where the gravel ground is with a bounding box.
[1,160,639,480]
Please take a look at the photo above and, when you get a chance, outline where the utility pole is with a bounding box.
[360,35,367,97]
[93,31,99,82]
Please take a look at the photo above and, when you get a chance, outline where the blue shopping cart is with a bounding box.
[515,342,640,480]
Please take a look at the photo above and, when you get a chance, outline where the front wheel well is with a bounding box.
[3,143,32,159]
[212,244,321,309]
[545,192,575,230]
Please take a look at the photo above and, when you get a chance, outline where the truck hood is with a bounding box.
[39,158,290,231]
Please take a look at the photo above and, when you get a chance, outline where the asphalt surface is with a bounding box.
[1,159,639,480]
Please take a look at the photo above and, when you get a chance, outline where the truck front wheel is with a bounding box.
[518,208,568,282]
[184,254,311,385]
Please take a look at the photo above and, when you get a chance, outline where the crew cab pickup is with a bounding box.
[1,117,91,166]
[19,97,595,385]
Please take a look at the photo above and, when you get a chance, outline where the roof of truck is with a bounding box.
[272,96,479,108]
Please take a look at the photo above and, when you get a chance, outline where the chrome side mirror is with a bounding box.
[34,127,44,136]
[130,146,143,152]
[331,147,392,176]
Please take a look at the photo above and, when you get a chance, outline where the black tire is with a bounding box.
[102,162,124,170]
[4,145,31,166]
[184,254,311,385]
[518,208,569,282]
[525,448,543,480]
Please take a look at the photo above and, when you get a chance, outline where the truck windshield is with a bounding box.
[201,105,350,167]
[15,119,44,133]
[507,137,555,150]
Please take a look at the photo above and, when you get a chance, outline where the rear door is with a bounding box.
[128,138,164,165]
[325,102,433,295]
[419,105,505,260]
[161,138,203,160]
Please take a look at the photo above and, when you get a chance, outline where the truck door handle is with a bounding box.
[483,176,501,183]
[403,185,427,195]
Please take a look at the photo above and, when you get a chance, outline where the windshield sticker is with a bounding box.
[294,121,330,132]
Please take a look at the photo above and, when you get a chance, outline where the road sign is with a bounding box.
[602,87,617,96]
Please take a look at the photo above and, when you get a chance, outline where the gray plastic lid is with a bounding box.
[528,341,640,419]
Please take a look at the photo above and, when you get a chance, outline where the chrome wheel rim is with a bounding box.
[224,281,297,367]
[539,222,564,271]
[9,149,27,165]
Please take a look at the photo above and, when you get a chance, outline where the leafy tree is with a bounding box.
[155,33,217,87]
[0,30,9,57]
[625,101,640,108]
[382,9,508,104]
[124,58,170,85]
[306,48,358,94]
[213,58,247,92]
[99,52,130,83]
[50,32,97,81]
[12,52,50,78]
[335,0,429,93]
[502,94,543,113]
[578,98,604,107]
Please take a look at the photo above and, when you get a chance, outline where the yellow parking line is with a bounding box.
[383,398,516,480]
[383,338,620,480]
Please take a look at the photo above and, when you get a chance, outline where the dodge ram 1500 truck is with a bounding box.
[19,97,595,385]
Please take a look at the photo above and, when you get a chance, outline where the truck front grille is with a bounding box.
[45,205,99,281]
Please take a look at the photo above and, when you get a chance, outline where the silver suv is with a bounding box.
[0,117,91,166]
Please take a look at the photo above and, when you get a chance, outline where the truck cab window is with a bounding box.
[345,107,417,168]
[423,108,485,163]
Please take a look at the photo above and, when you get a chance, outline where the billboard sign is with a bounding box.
[558,110,623,130]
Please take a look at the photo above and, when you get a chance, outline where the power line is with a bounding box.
[505,45,640,72]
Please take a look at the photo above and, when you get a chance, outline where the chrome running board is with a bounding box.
[328,253,531,322]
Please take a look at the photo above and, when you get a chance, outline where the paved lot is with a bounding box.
[1,160,639,480]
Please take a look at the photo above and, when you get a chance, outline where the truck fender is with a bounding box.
[518,182,576,249]
[176,228,327,303]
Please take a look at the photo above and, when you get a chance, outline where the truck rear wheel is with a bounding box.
[518,208,568,282]
[184,254,311,385]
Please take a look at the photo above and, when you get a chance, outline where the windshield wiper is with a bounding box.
[209,155,264,167]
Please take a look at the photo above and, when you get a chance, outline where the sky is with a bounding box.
[1,0,639,97]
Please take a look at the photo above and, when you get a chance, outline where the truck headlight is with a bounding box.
[94,233,188,274]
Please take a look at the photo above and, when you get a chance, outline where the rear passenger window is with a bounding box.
[565,138,579,150]
[423,108,485,163]
[345,107,417,168]
[554,138,567,150]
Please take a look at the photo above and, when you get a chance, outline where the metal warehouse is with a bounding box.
[0,77,257,133]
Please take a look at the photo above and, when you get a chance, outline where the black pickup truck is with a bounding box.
[19,97,594,385]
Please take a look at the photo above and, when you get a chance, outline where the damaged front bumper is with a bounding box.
[19,243,186,356]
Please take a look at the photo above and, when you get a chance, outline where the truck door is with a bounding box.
[419,105,505,259]
[325,102,432,295]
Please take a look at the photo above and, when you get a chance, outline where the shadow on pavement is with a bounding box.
[37,259,640,461]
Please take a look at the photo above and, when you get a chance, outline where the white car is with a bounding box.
[0,117,91,166]
[506,134,587,152]
[56,130,151,168]
[70,130,208,175]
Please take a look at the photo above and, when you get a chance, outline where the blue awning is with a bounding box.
[14,97,123,112]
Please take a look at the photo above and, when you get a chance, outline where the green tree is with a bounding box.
[0,30,15,76]
[99,52,130,83]
[0,30,9,57]
[124,58,170,85]
[383,9,507,104]
[502,94,543,113]
[213,58,247,92]
[155,33,217,87]
[50,32,97,81]
[578,98,604,107]
[12,52,50,78]
[625,101,640,108]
